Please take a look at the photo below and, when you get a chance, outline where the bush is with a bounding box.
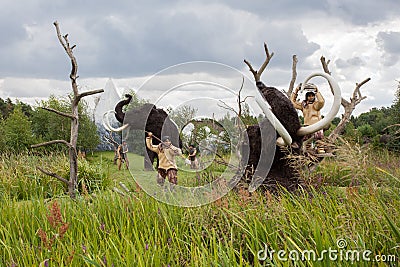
[76,159,110,194]
[0,152,110,200]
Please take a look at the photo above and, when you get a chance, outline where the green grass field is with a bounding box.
[0,144,399,266]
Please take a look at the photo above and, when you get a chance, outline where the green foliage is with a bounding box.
[125,90,149,110]
[331,116,341,125]
[0,145,399,266]
[169,105,198,130]
[311,140,400,187]
[392,81,400,122]
[76,159,111,193]
[0,97,33,119]
[0,153,68,200]
[357,123,376,138]
[239,102,259,126]
[353,107,395,133]
[0,153,110,200]
[0,105,35,153]
[342,121,359,141]
[0,97,14,119]
[31,95,100,151]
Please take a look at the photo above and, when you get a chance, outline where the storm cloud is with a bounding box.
[0,0,399,115]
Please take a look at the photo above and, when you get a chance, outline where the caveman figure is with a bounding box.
[146,132,182,187]
[291,83,325,153]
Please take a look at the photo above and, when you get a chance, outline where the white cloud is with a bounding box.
[1,1,400,118]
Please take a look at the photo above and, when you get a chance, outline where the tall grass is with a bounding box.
[0,152,109,200]
[0,143,399,266]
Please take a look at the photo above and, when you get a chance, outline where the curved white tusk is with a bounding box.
[102,110,129,132]
[102,110,115,131]
[255,94,292,146]
[297,72,341,136]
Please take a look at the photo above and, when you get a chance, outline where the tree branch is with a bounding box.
[244,42,274,82]
[321,56,370,140]
[286,55,298,97]
[77,89,104,101]
[352,78,370,104]
[54,21,79,95]
[241,95,254,103]
[37,167,69,185]
[383,124,400,131]
[258,42,274,77]
[31,140,72,149]
[218,100,239,117]
[320,56,331,75]
[42,107,76,120]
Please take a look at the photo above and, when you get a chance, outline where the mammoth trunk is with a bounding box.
[115,94,133,123]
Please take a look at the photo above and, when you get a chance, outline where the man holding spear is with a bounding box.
[146,132,182,186]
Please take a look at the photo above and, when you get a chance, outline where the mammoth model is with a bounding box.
[242,44,341,192]
[103,95,181,170]
[103,46,341,192]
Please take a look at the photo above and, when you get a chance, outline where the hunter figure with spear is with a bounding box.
[146,132,183,187]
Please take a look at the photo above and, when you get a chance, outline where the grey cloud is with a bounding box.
[347,57,365,66]
[187,0,400,26]
[377,31,400,54]
[376,31,400,66]
[324,0,400,25]
[335,57,365,69]
[0,78,68,98]
[0,1,320,80]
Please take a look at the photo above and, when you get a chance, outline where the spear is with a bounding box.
[145,131,191,165]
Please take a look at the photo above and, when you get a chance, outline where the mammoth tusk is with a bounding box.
[297,72,341,136]
[255,94,292,146]
[102,110,129,132]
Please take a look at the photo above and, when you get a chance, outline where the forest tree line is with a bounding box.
[1,81,399,154]
[0,96,99,153]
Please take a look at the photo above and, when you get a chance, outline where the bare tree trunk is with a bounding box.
[32,21,103,199]
[69,99,79,198]
[285,55,298,97]
[320,56,370,141]
[330,106,354,139]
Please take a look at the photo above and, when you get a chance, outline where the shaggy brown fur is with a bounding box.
[115,94,133,123]
[114,97,181,170]
[242,81,305,191]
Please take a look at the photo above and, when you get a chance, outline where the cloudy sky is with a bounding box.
[1,0,400,117]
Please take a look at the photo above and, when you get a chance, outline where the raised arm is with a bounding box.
[145,132,159,153]
[290,85,303,110]
[313,89,325,110]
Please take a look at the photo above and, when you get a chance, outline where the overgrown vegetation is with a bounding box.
[0,81,399,265]
[0,142,399,266]
[0,96,100,154]
[0,152,109,200]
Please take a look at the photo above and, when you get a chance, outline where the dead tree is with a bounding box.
[217,76,254,127]
[285,55,298,98]
[31,21,104,199]
[320,56,370,141]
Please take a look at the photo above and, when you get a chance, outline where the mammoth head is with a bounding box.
[102,102,168,133]
[255,72,341,146]
[115,94,133,123]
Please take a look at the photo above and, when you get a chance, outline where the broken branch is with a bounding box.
[287,55,298,97]
[320,56,331,75]
[320,56,370,140]
[77,89,104,101]
[244,42,274,82]
[37,167,69,185]
[31,140,72,149]
[42,107,76,120]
